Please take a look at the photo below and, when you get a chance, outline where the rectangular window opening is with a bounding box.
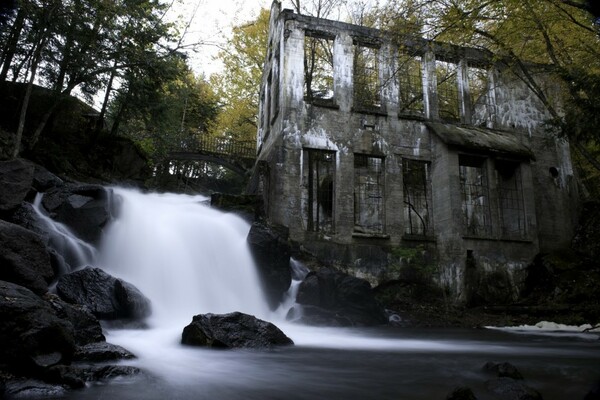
[496,160,526,238]
[304,33,334,102]
[467,66,495,126]
[399,54,424,114]
[459,155,491,236]
[354,154,385,234]
[303,149,335,233]
[354,44,381,109]
[403,159,433,236]
[436,60,459,121]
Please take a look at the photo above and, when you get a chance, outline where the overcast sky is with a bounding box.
[171,0,275,76]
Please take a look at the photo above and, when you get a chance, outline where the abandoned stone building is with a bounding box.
[251,1,578,302]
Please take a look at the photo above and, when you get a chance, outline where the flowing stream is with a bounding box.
[39,187,599,400]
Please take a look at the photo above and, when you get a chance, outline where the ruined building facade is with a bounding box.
[251,2,578,302]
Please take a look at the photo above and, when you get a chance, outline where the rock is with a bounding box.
[56,267,151,320]
[74,342,135,362]
[181,311,294,349]
[447,386,478,400]
[483,361,524,380]
[585,380,600,400]
[1,379,68,398]
[294,268,387,326]
[44,293,105,345]
[484,377,543,400]
[0,158,34,212]
[0,219,54,295]
[30,162,64,192]
[247,222,292,310]
[41,183,111,244]
[0,280,76,373]
[82,365,142,382]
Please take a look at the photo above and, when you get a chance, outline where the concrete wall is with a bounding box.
[252,2,578,302]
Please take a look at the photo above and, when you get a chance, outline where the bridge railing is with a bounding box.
[177,136,256,159]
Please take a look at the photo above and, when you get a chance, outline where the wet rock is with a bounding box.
[74,342,135,362]
[45,293,105,345]
[585,379,600,400]
[484,377,543,400]
[0,280,76,373]
[0,158,34,212]
[1,379,68,398]
[446,386,478,400]
[294,267,387,326]
[483,361,524,380]
[247,221,292,310]
[0,219,54,295]
[41,183,110,244]
[56,267,151,320]
[29,161,64,192]
[83,365,142,381]
[181,311,294,349]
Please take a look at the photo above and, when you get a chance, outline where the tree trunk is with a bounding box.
[0,8,25,82]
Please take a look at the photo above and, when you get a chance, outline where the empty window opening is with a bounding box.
[459,155,491,236]
[304,33,334,102]
[496,160,526,238]
[304,149,335,232]
[354,154,385,234]
[398,54,424,114]
[402,159,433,236]
[354,44,381,109]
[436,60,459,121]
[467,66,494,126]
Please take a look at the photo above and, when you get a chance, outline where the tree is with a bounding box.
[208,8,269,144]
[381,0,600,177]
[0,0,182,159]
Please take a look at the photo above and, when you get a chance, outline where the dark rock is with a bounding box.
[483,361,524,380]
[0,280,76,373]
[56,267,151,320]
[44,365,86,389]
[286,304,352,327]
[83,365,142,381]
[247,221,292,310]
[446,386,478,400]
[294,267,387,326]
[44,293,105,345]
[30,162,64,192]
[181,311,294,349]
[1,379,68,398]
[0,219,54,295]
[484,377,543,400]
[74,342,135,362]
[585,379,600,400]
[8,201,48,236]
[211,193,263,222]
[41,183,110,244]
[0,158,34,212]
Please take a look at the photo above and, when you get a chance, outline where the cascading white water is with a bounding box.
[32,193,97,271]
[98,187,272,326]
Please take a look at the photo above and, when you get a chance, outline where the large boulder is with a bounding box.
[44,293,105,345]
[0,219,55,295]
[181,311,294,349]
[0,158,34,212]
[56,267,151,320]
[0,280,76,373]
[41,183,111,244]
[292,268,387,326]
[246,222,292,310]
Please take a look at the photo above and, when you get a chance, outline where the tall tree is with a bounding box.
[208,8,270,144]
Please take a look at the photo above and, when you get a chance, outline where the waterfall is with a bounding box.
[97,187,272,326]
[32,193,96,271]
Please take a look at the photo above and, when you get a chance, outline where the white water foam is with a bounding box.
[97,188,272,326]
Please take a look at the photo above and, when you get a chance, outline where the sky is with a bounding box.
[170,0,274,77]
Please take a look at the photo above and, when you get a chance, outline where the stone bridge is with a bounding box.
[168,136,256,176]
